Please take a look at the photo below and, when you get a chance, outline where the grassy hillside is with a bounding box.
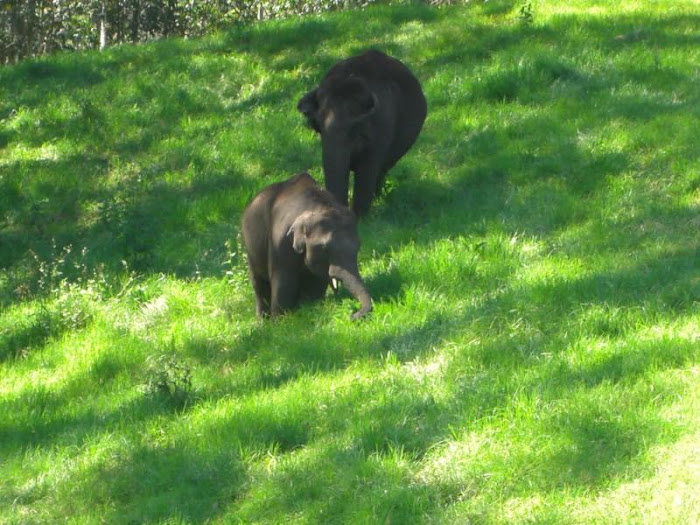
[1,0,698,522]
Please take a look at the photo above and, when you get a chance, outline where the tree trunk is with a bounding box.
[20,0,37,60]
[99,2,107,50]
[131,0,140,43]
[99,20,107,50]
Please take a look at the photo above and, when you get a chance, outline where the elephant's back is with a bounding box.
[384,76,427,171]
[242,186,277,272]
[364,51,427,143]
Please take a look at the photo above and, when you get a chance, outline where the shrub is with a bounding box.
[144,352,194,408]
[1,1,474,64]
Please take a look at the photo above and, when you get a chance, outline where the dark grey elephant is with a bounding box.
[242,172,372,319]
[297,49,427,216]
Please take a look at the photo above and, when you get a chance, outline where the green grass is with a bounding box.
[1,0,699,522]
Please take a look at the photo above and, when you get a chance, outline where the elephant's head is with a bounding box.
[297,76,379,205]
[287,208,372,320]
[297,76,378,136]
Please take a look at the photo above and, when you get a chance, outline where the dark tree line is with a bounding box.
[1,0,394,64]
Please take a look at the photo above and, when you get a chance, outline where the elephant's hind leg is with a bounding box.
[352,157,383,216]
[251,275,272,318]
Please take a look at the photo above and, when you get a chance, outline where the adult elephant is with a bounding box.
[297,50,427,216]
[242,172,372,320]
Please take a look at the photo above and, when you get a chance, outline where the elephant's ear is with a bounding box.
[297,89,318,116]
[297,89,321,132]
[337,77,378,123]
[286,211,315,254]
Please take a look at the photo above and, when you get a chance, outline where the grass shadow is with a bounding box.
[56,438,245,523]
[3,4,694,305]
[1,3,698,520]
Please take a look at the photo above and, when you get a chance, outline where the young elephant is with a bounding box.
[242,172,372,320]
[297,49,427,216]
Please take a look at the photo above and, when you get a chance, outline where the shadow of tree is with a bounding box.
[189,247,695,522]
[2,5,696,300]
[1,3,698,521]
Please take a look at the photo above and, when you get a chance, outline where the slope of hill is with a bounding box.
[1,1,698,522]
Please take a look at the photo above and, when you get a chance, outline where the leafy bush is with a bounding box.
[2,0,464,64]
[144,352,194,408]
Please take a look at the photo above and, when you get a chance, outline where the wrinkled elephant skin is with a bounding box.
[242,172,372,319]
[298,50,427,216]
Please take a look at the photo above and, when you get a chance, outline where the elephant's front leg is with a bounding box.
[251,274,271,318]
[352,156,382,216]
[270,267,301,316]
[299,271,329,303]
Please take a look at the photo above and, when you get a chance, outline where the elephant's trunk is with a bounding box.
[321,137,351,207]
[329,264,372,320]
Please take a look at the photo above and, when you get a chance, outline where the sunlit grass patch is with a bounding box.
[1,0,699,522]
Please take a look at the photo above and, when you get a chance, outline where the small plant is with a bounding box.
[518,1,534,24]
[222,239,238,284]
[28,239,72,296]
[26,241,111,300]
[144,353,194,408]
